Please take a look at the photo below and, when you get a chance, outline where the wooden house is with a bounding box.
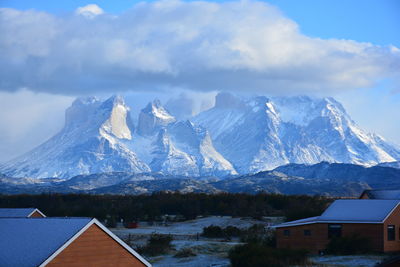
[0,208,46,218]
[0,217,151,266]
[275,199,400,254]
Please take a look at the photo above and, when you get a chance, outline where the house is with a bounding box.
[0,217,151,267]
[0,208,46,218]
[360,189,400,199]
[275,199,400,254]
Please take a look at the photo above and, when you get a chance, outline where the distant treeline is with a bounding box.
[0,192,332,222]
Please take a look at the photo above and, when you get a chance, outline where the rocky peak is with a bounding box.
[137,100,176,136]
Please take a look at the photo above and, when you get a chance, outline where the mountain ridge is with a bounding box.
[1,93,399,179]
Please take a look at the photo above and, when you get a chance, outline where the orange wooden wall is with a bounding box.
[29,211,45,218]
[384,204,400,252]
[277,223,383,254]
[47,224,147,266]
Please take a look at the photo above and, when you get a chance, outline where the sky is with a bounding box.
[0,0,399,162]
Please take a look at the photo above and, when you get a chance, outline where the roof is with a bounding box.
[275,199,400,228]
[0,218,151,267]
[274,216,319,228]
[0,218,91,267]
[0,208,45,218]
[361,189,400,200]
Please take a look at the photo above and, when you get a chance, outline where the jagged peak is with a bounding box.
[137,99,176,136]
[71,96,100,107]
[100,95,128,111]
[141,99,175,122]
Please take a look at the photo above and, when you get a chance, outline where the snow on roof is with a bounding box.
[275,199,400,228]
[363,190,400,200]
[0,218,91,267]
[0,208,37,218]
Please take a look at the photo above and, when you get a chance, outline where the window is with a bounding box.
[388,225,395,241]
[283,229,290,236]
[304,229,311,236]
[328,224,342,238]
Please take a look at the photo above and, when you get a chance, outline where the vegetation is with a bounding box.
[137,234,173,256]
[201,225,242,238]
[226,222,305,266]
[0,192,331,223]
[229,243,308,267]
[326,234,372,255]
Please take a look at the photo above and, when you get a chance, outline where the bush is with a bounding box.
[202,225,245,239]
[240,224,266,243]
[202,225,225,238]
[326,234,372,255]
[174,248,197,258]
[229,243,308,267]
[137,234,173,256]
[225,226,242,237]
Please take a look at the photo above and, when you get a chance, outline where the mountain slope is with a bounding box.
[274,161,400,188]
[0,96,150,178]
[131,101,237,176]
[1,93,399,179]
[194,93,400,173]
[194,94,287,173]
[378,161,400,169]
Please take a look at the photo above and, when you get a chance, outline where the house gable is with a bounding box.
[28,209,46,218]
[383,204,400,252]
[47,224,146,266]
[41,219,151,267]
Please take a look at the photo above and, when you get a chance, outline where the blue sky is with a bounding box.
[0,0,399,161]
[2,0,399,46]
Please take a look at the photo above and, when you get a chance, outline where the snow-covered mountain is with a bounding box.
[378,161,400,169]
[1,93,399,179]
[193,93,400,173]
[130,100,237,177]
[0,96,150,178]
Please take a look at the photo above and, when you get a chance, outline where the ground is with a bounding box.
[111,216,386,267]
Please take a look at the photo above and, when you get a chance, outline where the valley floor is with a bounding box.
[111,216,386,267]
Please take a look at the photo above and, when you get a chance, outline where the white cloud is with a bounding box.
[0,0,399,95]
[75,4,104,18]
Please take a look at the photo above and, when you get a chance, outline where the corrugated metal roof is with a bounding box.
[0,208,36,218]
[319,199,399,222]
[275,199,400,228]
[0,218,91,267]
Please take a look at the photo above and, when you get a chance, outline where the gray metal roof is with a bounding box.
[275,199,400,228]
[319,199,399,222]
[0,218,91,267]
[0,208,37,218]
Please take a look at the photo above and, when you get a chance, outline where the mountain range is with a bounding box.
[1,162,400,196]
[1,93,399,179]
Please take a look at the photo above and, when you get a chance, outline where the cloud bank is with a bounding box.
[0,0,399,95]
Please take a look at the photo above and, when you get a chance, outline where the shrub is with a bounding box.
[229,243,308,267]
[202,225,225,238]
[240,224,266,243]
[137,234,173,256]
[174,248,197,258]
[202,225,244,238]
[225,226,242,237]
[326,234,372,255]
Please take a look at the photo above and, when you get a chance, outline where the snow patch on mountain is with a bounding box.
[1,93,399,179]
